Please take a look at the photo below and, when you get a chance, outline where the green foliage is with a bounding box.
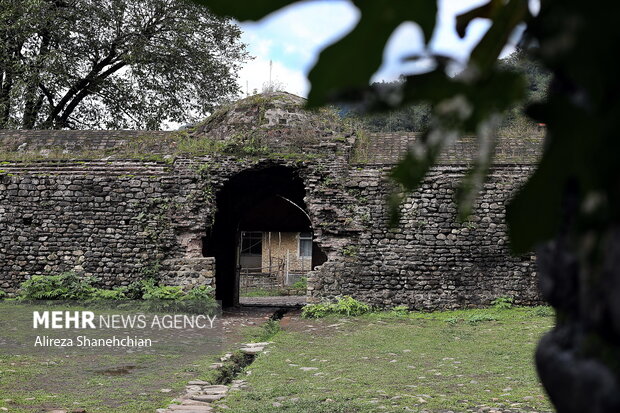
[308,1,437,108]
[0,289,5,299]
[390,305,410,316]
[302,296,371,318]
[124,280,148,300]
[532,306,554,317]
[180,285,219,314]
[18,272,97,300]
[444,316,459,325]
[141,279,184,301]
[290,277,307,291]
[16,274,217,314]
[0,0,248,129]
[344,91,431,133]
[140,261,162,278]
[492,296,514,310]
[253,319,282,342]
[89,287,127,300]
[342,245,359,257]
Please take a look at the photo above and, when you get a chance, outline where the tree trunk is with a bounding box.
[535,156,620,412]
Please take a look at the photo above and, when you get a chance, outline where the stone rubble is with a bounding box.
[155,342,265,413]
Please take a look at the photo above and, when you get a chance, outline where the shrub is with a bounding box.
[491,296,514,310]
[89,287,127,300]
[16,274,217,314]
[180,285,218,314]
[290,277,307,291]
[254,319,281,342]
[141,279,184,300]
[532,306,554,317]
[0,290,6,300]
[302,295,371,318]
[183,285,214,301]
[124,280,147,300]
[390,305,410,316]
[19,272,97,300]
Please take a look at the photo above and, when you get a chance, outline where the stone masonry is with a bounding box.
[0,92,543,309]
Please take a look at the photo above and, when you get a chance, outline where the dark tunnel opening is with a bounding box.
[203,165,326,307]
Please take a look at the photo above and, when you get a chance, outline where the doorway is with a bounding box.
[203,165,325,307]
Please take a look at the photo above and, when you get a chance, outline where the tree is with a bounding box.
[198,0,620,412]
[342,52,549,134]
[0,0,248,130]
[498,48,550,136]
[342,81,431,133]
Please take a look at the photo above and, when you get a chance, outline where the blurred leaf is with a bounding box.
[390,69,524,225]
[401,70,464,104]
[469,0,528,72]
[392,128,458,191]
[456,0,502,38]
[388,192,404,228]
[191,0,299,20]
[507,96,597,253]
[307,0,437,107]
[456,114,500,221]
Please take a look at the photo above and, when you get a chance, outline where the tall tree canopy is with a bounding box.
[0,0,248,129]
[199,1,620,412]
[344,50,550,134]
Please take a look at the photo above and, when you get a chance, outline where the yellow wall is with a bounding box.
[261,231,312,273]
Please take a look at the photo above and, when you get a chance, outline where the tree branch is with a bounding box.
[54,61,127,128]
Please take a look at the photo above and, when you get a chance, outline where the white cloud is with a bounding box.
[237,0,358,95]
[238,56,309,98]
[237,0,522,96]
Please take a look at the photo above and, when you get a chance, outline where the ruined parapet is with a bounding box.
[357,132,544,165]
[189,92,355,155]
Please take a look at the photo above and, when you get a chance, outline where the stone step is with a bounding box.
[242,342,271,347]
[176,399,212,407]
[201,385,228,392]
[240,346,264,354]
[158,405,213,413]
[191,394,225,402]
[187,380,211,386]
[166,404,213,412]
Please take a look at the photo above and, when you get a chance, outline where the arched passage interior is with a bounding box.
[203,165,326,307]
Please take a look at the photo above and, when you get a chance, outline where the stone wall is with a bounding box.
[240,272,279,292]
[0,125,544,309]
[0,160,210,291]
[305,165,539,309]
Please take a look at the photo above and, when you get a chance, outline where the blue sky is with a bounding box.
[236,0,535,97]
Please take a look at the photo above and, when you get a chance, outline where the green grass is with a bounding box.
[0,302,555,412]
[240,288,286,297]
[0,302,226,412]
[217,306,555,412]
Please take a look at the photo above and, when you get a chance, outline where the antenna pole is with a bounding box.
[269,60,273,92]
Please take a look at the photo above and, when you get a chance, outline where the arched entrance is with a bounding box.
[203,165,326,307]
